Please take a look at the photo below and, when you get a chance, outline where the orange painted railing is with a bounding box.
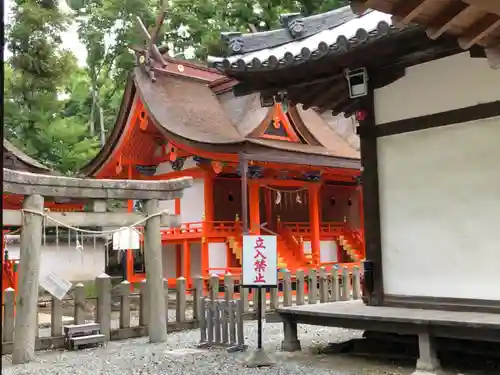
[160,220,240,241]
[282,221,345,236]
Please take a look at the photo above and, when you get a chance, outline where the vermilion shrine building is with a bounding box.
[80,58,365,286]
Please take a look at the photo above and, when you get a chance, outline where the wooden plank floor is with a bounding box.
[276,300,500,328]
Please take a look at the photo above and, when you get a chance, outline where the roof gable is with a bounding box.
[249,104,303,143]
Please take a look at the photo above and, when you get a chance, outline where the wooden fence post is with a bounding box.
[3,288,15,343]
[12,194,44,365]
[193,276,204,321]
[73,283,86,325]
[319,267,329,303]
[282,270,292,307]
[352,266,361,300]
[51,295,63,337]
[139,279,149,327]
[96,273,112,340]
[176,277,187,322]
[308,269,318,304]
[329,268,340,302]
[120,280,131,329]
[341,267,350,301]
[296,269,305,305]
[143,199,167,342]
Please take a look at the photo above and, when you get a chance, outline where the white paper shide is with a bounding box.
[242,235,278,286]
[112,227,141,250]
[39,271,73,300]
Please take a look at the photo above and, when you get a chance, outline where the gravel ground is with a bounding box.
[3,321,416,375]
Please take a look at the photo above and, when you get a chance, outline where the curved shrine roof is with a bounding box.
[81,58,361,176]
[3,140,55,174]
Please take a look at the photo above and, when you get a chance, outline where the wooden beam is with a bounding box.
[458,15,500,49]
[426,2,470,40]
[486,44,500,69]
[392,0,429,25]
[462,0,500,17]
[3,210,180,228]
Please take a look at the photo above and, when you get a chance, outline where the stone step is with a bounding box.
[69,334,106,350]
[64,322,101,337]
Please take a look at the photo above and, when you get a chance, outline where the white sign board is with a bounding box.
[39,272,73,300]
[112,228,140,250]
[242,235,278,287]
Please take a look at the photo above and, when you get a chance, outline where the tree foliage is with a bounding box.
[5,0,347,175]
[4,0,99,174]
[167,0,349,59]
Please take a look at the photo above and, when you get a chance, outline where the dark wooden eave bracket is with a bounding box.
[350,0,500,69]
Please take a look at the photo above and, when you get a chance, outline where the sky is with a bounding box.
[4,0,88,66]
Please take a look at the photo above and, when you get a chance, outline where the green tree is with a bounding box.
[67,0,159,135]
[5,0,99,174]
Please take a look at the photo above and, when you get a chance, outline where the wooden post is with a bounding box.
[248,181,260,235]
[193,276,204,321]
[282,269,292,307]
[183,240,190,280]
[73,283,86,325]
[143,199,167,342]
[203,172,214,280]
[308,184,321,266]
[139,279,149,326]
[3,288,15,343]
[176,277,187,322]
[120,280,131,328]
[296,269,305,305]
[51,296,63,337]
[96,273,112,340]
[239,154,249,234]
[12,194,44,365]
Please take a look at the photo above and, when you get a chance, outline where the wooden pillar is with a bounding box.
[183,240,190,279]
[175,198,182,277]
[143,199,167,342]
[308,184,321,266]
[12,194,44,364]
[248,181,260,234]
[239,154,249,234]
[202,172,214,276]
[265,188,272,227]
[357,82,384,305]
[126,200,134,282]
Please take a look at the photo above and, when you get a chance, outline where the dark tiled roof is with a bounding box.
[208,7,401,73]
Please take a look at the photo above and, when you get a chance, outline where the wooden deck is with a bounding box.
[275,300,500,342]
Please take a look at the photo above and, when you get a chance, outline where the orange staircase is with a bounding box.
[337,228,365,262]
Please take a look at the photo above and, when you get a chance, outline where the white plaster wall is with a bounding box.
[208,242,226,275]
[377,116,500,300]
[7,244,105,282]
[158,199,176,217]
[180,178,205,223]
[162,244,177,279]
[189,243,202,278]
[320,240,338,263]
[303,240,338,263]
[374,53,500,124]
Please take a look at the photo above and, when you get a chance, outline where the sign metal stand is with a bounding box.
[239,153,276,367]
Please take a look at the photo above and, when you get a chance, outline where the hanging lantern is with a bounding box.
[167,142,177,161]
[212,161,224,174]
